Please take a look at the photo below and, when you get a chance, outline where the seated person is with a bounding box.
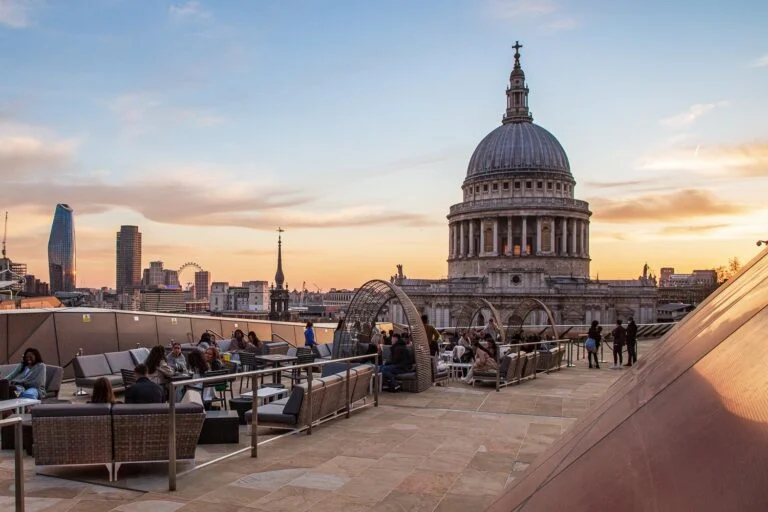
[166,342,187,373]
[125,364,164,404]
[204,347,224,371]
[89,376,120,404]
[3,348,46,399]
[380,333,411,392]
[246,331,264,354]
[230,329,252,352]
[197,332,217,350]
[146,345,174,387]
[463,337,499,384]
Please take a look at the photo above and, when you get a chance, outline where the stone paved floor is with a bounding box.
[0,341,654,511]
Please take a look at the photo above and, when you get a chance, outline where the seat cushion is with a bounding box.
[112,403,203,416]
[257,403,298,425]
[32,403,112,418]
[394,372,417,381]
[74,355,112,378]
[76,374,125,389]
[282,386,305,416]
[129,348,150,365]
[105,351,136,375]
[218,339,232,352]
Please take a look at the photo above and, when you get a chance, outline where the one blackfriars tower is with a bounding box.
[48,203,76,293]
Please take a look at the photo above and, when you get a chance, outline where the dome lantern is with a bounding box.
[503,41,533,124]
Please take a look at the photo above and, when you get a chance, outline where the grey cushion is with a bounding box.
[74,355,112,378]
[317,344,331,358]
[129,348,150,364]
[105,351,136,375]
[45,365,64,395]
[473,371,498,378]
[256,403,298,425]
[32,403,111,418]
[76,374,125,389]
[282,386,305,416]
[0,364,17,377]
[112,403,203,416]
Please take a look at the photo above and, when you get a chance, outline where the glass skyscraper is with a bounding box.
[48,203,76,292]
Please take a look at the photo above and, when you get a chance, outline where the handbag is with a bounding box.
[585,337,597,352]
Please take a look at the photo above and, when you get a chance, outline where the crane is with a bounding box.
[2,211,7,258]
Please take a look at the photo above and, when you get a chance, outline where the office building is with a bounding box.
[47,203,76,293]
[195,271,210,300]
[116,225,142,294]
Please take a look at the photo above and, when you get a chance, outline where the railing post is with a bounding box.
[306,367,313,435]
[168,385,177,491]
[373,361,379,407]
[566,340,575,368]
[73,348,88,397]
[250,377,259,458]
[345,360,351,418]
[600,340,605,363]
[14,419,24,512]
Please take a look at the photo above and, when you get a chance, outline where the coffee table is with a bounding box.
[240,387,289,403]
[0,398,40,414]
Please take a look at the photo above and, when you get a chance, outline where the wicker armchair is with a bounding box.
[112,403,205,479]
[32,403,114,481]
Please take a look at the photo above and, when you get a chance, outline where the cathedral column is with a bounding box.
[459,221,466,258]
[522,217,528,255]
[571,218,577,255]
[493,218,499,256]
[468,220,475,257]
[536,217,542,254]
[550,219,556,254]
[479,221,486,257]
[561,217,567,255]
[452,223,458,259]
[506,217,513,256]
[580,220,586,256]
[586,221,590,257]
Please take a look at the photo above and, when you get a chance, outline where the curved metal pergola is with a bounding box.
[452,297,506,342]
[506,298,560,339]
[334,280,432,393]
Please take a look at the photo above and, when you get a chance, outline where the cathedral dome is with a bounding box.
[466,122,570,180]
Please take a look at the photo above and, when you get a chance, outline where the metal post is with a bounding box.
[373,362,379,407]
[74,348,88,396]
[14,419,24,512]
[600,340,605,363]
[567,340,575,368]
[168,385,177,491]
[250,378,259,458]
[345,361,351,418]
[306,368,313,435]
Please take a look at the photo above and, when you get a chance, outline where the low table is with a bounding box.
[253,354,298,384]
[0,398,41,414]
[448,363,472,381]
[198,410,240,444]
[230,388,289,425]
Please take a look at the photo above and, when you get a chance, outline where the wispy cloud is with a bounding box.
[590,189,749,223]
[638,142,768,177]
[0,0,36,28]
[584,179,651,190]
[484,0,578,32]
[0,119,78,177]
[106,93,225,138]
[659,101,729,129]
[169,1,210,20]
[660,224,730,235]
[750,54,768,68]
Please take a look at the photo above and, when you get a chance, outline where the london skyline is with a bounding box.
[1,0,767,289]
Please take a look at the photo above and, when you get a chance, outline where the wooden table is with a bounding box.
[253,354,298,384]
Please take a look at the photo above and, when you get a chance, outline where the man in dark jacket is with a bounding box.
[625,317,638,366]
[611,320,626,369]
[125,364,165,404]
[380,333,411,392]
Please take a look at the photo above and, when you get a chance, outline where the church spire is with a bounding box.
[274,227,285,289]
[503,41,533,124]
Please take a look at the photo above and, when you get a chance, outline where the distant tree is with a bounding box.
[715,257,742,284]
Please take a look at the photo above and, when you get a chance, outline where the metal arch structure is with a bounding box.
[507,298,559,339]
[336,279,432,393]
[178,262,204,274]
[452,297,506,342]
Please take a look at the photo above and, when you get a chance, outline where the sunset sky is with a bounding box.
[1,0,767,290]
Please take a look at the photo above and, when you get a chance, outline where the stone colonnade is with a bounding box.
[449,216,588,258]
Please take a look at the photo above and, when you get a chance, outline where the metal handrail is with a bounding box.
[270,332,297,347]
[0,416,24,511]
[166,353,379,491]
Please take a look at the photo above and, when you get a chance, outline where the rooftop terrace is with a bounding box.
[0,341,653,512]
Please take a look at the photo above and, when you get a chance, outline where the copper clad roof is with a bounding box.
[487,248,768,512]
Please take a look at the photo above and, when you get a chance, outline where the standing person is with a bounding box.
[3,348,46,399]
[611,319,626,369]
[304,321,320,358]
[586,320,601,369]
[625,317,638,366]
[422,314,441,356]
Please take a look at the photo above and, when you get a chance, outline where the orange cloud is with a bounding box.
[590,189,749,223]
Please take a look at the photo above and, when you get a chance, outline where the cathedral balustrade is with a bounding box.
[448,197,589,216]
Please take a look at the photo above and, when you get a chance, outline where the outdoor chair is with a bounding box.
[120,368,136,390]
[201,369,233,410]
[286,347,315,385]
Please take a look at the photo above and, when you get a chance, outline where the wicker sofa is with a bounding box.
[245,363,374,431]
[31,402,205,481]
